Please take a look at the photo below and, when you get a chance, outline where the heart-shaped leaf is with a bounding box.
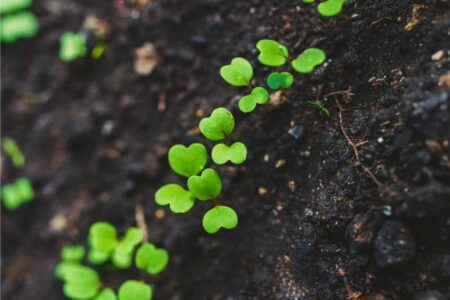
[199,107,235,141]
[168,143,207,177]
[318,0,346,17]
[267,72,294,89]
[239,87,269,113]
[203,205,238,234]
[88,222,118,253]
[256,39,289,67]
[62,265,101,300]
[118,280,152,300]
[94,288,117,300]
[113,227,143,269]
[88,248,110,265]
[61,245,85,263]
[291,48,326,74]
[211,142,247,165]
[220,57,253,87]
[155,184,196,213]
[135,243,169,275]
[187,168,222,200]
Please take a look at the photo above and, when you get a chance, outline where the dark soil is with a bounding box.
[2,0,450,299]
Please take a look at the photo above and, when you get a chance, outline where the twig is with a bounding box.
[135,205,149,243]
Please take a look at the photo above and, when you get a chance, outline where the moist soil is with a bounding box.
[1,0,450,299]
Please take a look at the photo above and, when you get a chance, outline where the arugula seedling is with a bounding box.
[239,86,269,113]
[168,143,207,177]
[1,177,34,210]
[199,107,235,141]
[203,205,238,234]
[0,0,32,14]
[118,280,152,300]
[94,288,117,300]
[267,72,294,90]
[112,227,143,269]
[291,48,326,73]
[308,99,330,116]
[0,12,38,43]
[55,245,85,280]
[2,137,26,167]
[187,168,222,201]
[155,184,196,213]
[61,265,101,300]
[212,142,247,165]
[135,243,169,275]
[59,32,87,62]
[220,57,253,87]
[318,0,346,17]
[256,39,289,67]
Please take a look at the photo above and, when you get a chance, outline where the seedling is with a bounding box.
[187,168,222,200]
[0,12,38,43]
[318,0,346,17]
[203,205,238,234]
[1,177,34,210]
[212,142,247,165]
[291,48,326,73]
[135,243,169,275]
[112,227,144,269]
[199,107,235,141]
[59,32,88,62]
[239,86,269,113]
[256,39,289,67]
[118,280,152,300]
[2,137,26,167]
[220,57,253,87]
[155,184,196,213]
[60,264,101,300]
[0,0,32,14]
[267,72,294,90]
[54,245,86,280]
[308,99,330,116]
[168,143,207,177]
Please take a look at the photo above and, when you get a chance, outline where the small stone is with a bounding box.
[258,187,268,195]
[275,159,286,168]
[288,125,305,140]
[431,50,444,61]
[134,43,158,75]
[438,73,450,89]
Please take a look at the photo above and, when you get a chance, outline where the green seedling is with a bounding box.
[256,39,289,67]
[212,142,247,165]
[318,0,346,17]
[291,48,326,73]
[135,243,169,275]
[155,184,196,213]
[2,137,25,167]
[0,12,38,43]
[187,168,222,201]
[168,143,207,177]
[61,265,101,300]
[94,288,117,300]
[220,57,253,87]
[302,0,315,3]
[112,227,143,269]
[0,0,32,14]
[59,32,87,62]
[239,86,269,113]
[203,205,238,234]
[308,99,330,116]
[118,280,152,300]
[199,107,235,141]
[55,245,85,280]
[267,72,294,90]
[1,177,34,210]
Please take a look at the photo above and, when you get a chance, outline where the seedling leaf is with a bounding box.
[1,177,34,210]
[88,222,118,253]
[113,227,143,269]
[118,280,152,300]
[2,137,25,167]
[267,72,294,89]
[112,251,133,269]
[0,12,38,43]
[256,39,289,67]
[187,168,222,201]
[59,32,87,62]
[168,143,207,177]
[0,0,32,14]
[239,87,269,113]
[203,205,238,234]
[199,107,235,141]
[88,248,110,265]
[318,0,346,17]
[94,288,118,300]
[155,184,196,213]
[307,99,330,116]
[220,57,253,87]
[135,243,169,275]
[62,265,100,300]
[211,142,247,165]
[292,48,326,74]
[61,245,85,262]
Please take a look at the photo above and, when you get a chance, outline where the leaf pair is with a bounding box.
[212,142,247,165]
[239,87,269,113]
[59,32,88,62]
[135,243,169,275]
[0,12,38,43]
[1,177,34,210]
[267,72,294,90]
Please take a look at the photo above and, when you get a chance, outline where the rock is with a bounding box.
[374,220,415,267]
[288,125,305,140]
[346,209,383,254]
[414,290,447,300]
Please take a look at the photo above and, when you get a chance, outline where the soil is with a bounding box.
[1,0,450,299]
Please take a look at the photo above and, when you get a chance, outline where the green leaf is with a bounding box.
[239,87,269,113]
[62,265,100,300]
[1,184,22,210]
[256,39,289,67]
[199,107,235,141]
[318,0,346,17]
[2,137,25,167]
[135,243,169,275]
[187,168,222,201]
[88,222,118,253]
[14,177,34,202]
[291,48,326,74]
[88,248,110,265]
[0,0,32,14]
[0,12,38,43]
[267,72,294,90]
[303,0,315,3]
[202,205,238,234]
[61,245,85,262]
[307,99,330,116]
[155,184,196,213]
[94,288,117,300]
[54,261,80,281]
[220,57,253,87]
[115,227,143,254]
[168,143,207,177]
[59,32,87,62]
[212,142,247,165]
[118,280,152,300]
[112,251,132,269]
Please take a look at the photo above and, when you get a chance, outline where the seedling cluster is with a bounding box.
[0,0,38,43]
[55,222,168,300]
[303,0,347,17]
[155,39,326,234]
[1,177,34,210]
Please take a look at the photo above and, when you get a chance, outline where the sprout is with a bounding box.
[187,168,222,201]
[199,107,235,141]
[239,86,269,113]
[318,0,346,17]
[308,99,330,116]
[256,39,289,67]
[59,32,87,62]
[155,184,196,213]
[135,243,169,275]
[2,137,26,167]
[0,12,38,43]
[61,265,101,300]
[202,205,238,234]
[0,0,32,14]
[267,72,294,90]
[220,57,253,87]
[168,143,207,177]
[118,280,152,300]
[112,227,144,269]
[94,288,117,300]
[291,48,326,73]
[54,245,85,280]
[1,177,34,210]
[211,142,247,165]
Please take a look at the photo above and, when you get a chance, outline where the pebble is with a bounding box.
[288,125,305,140]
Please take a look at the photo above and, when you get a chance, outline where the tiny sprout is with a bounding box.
[2,137,26,167]
[94,288,117,300]
[135,243,169,275]
[302,0,315,3]
[239,86,269,113]
[291,48,326,74]
[199,107,235,141]
[155,184,196,213]
[1,177,34,210]
[220,57,253,87]
[203,205,238,234]
[308,99,330,116]
[61,265,101,300]
[118,280,152,300]
[59,32,87,62]
[212,142,247,165]
[0,12,38,43]
[62,245,85,262]
[318,0,346,17]
[267,72,294,90]
[256,39,289,67]
[113,227,143,269]
[0,0,32,14]
[187,168,222,201]
[168,143,207,177]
